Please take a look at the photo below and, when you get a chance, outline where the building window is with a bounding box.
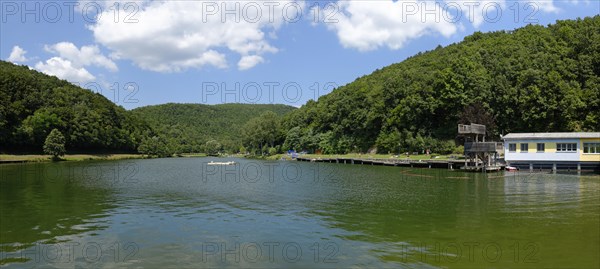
[583,143,600,154]
[557,143,577,152]
[520,143,528,152]
[508,143,516,152]
[536,143,545,152]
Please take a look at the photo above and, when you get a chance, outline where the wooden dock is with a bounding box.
[295,157,504,171]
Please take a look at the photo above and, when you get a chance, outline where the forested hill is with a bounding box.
[0,61,150,152]
[282,16,600,154]
[0,61,295,154]
[131,103,296,153]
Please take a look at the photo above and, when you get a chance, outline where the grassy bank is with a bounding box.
[0,154,144,163]
[179,153,208,158]
[1,152,453,163]
[0,153,209,164]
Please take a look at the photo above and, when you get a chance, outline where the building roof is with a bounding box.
[502,132,600,140]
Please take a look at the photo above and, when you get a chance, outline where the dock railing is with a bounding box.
[458,124,486,135]
[464,142,501,153]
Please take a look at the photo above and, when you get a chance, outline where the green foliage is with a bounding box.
[43,129,66,158]
[0,61,150,152]
[242,111,285,155]
[453,145,465,155]
[19,109,65,145]
[282,126,302,151]
[458,103,497,139]
[283,16,600,153]
[204,140,222,156]
[375,130,401,154]
[132,103,295,154]
[0,62,294,154]
[138,136,173,157]
[425,139,457,155]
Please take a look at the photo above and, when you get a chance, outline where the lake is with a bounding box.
[1,158,598,268]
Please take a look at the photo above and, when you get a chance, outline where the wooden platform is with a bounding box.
[295,157,504,171]
[461,165,503,172]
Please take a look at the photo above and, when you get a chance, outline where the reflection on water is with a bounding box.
[1,158,598,268]
[0,162,119,265]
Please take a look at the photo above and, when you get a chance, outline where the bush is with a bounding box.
[435,140,456,155]
[453,145,465,155]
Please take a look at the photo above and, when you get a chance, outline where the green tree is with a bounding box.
[138,136,172,157]
[283,126,302,151]
[376,129,401,154]
[43,129,66,160]
[459,102,497,138]
[205,140,222,156]
[19,109,64,145]
[242,111,285,155]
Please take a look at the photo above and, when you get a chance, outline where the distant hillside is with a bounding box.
[0,61,150,152]
[131,103,296,152]
[282,16,600,154]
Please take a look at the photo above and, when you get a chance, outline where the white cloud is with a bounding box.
[531,1,559,13]
[44,42,118,72]
[34,42,116,84]
[319,0,568,51]
[319,1,458,51]
[7,46,28,62]
[238,55,264,70]
[88,1,303,72]
[35,57,96,83]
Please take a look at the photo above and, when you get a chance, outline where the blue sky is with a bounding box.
[2,0,598,109]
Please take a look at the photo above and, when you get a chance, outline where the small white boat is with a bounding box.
[505,166,518,171]
[207,161,236,166]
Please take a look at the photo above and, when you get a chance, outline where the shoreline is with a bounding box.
[0,153,208,164]
[0,152,456,164]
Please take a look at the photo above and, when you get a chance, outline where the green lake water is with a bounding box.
[1,158,598,268]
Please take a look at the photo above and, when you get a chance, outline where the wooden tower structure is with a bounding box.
[458,124,502,172]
